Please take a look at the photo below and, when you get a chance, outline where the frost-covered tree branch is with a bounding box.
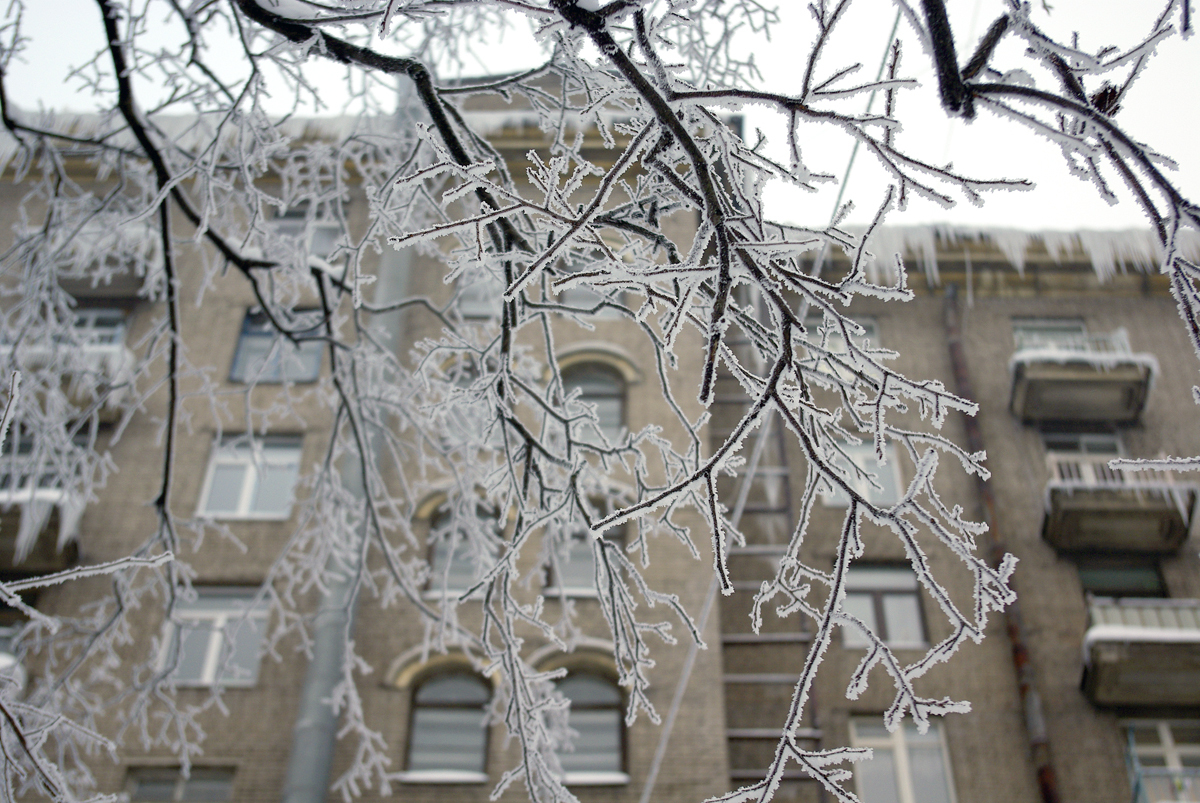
[0,0,1194,802]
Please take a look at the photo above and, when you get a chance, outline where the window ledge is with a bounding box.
[398,770,488,785]
[542,587,598,599]
[197,512,293,522]
[563,771,630,786]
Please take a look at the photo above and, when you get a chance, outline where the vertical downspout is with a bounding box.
[942,284,1061,803]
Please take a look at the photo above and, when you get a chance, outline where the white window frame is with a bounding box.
[229,309,324,384]
[821,442,902,508]
[850,718,957,803]
[71,308,127,345]
[269,209,340,260]
[557,673,629,786]
[401,671,491,784]
[161,589,268,688]
[196,436,302,521]
[1012,317,1087,350]
[458,270,506,321]
[1123,720,1200,802]
[842,567,927,649]
[423,505,502,598]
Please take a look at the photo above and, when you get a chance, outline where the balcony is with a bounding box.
[1043,454,1195,554]
[1083,597,1200,706]
[0,340,134,422]
[1010,328,1156,423]
[1131,765,1200,803]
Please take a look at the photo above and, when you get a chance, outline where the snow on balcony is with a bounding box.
[1043,453,1195,553]
[1010,328,1157,423]
[0,340,135,420]
[1083,597,1200,706]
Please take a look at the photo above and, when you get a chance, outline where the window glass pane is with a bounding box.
[309,225,339,258]
[460,274,504,320]
[908,745,953,803]
[823,444,900,507]
[202,464,246,514]
[131,778,179,801]
[564,366,624,444]
[559,709,621,773]
[1077,565,1165,597]
[852,721,891,741]
[1172,724,1200,747]
[847,568,918,592]
[842,592,876,648]
[559,675,621,706]
[1013,318,1086,348]
[854,746,900,803]
[415,674,491,705]
[554,532,596,591]
[174,622,215,683]
[882,594,924,646]
[216,616,266,686]
[250,463,299,516]
[408,708,487,772]
[183,769,234,802]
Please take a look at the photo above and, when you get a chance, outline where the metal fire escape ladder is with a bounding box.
[713,289,820,783]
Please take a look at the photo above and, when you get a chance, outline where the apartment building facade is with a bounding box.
[1,114,1198,803]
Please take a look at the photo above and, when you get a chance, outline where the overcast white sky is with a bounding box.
[6,0,1197,233]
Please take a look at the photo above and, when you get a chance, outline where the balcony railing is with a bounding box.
[1083,598,1200,706]
[0,341,135,419]
[1009,328,1157,423]
[1013,328,1135,357]
[1131,765,1200,803]
[1043,454,1195,553]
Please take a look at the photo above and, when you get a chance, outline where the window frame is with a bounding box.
[562,363,626,445]
[1011,317,1088,350]
[269,207,341,260]
[424,504,502,598]
[821,442,903,508]
[402,670,491,784]
[556,671,628,786]
[1076,558,1166,598]
[842,566,928,650]
[544,521,626,599]
[195,435,302,521]
[849,718,957,803]
[126,766,236,802]
[228,309,324,385]
[160,588,269,688]
[1123,720,1200,802]
[70,307,127,345]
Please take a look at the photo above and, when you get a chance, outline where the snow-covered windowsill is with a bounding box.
[398,770,488,784]
[563,771,630,786]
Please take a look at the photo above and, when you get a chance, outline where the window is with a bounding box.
[270,207,340,259]
[1042,429,1120,456]
[556,256,621,318]
[557,673,626,784]
[71,308,126,345]
[1077,559,1166,598]
[406,672,490,781]
[427,505,501,595]
[850,719,956,803]
[1012,317,1087,351]
[545,521,625,597]
[821,443,902,508]
[562,364,625,444]
[229,310,323,384]
[127,767,234,802]
[197,436,301,519]
[1125,721,1200,803]
[164,588,268,687]
[842,567,925,649]
[459,269,505,320]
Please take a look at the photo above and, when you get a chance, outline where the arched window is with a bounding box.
[546,505,626,597]
[562,364,625,445]
[557,673,625,784]
[427,505,501,595]
[406,672,491,780]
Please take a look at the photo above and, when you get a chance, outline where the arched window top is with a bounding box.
[414,672,490,705]
[558,674,621,706]
[405,670,491,782]
[562,364,625,444]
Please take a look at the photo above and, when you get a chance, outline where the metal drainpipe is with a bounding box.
[282,241,412,803]
[942,284,1061,803]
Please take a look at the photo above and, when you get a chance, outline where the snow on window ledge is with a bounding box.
[542,586,599,599]
[397,770,489,785]
[563,771,630,786]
